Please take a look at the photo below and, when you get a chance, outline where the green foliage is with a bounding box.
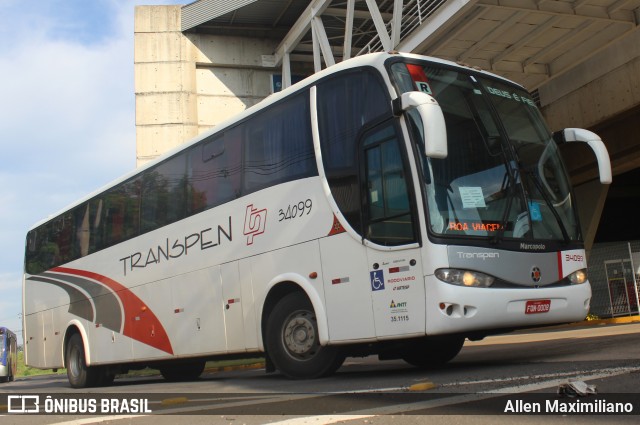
[17,351,65,377]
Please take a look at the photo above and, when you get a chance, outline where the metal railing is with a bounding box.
[357,0,448,55]
[588,241,640,318]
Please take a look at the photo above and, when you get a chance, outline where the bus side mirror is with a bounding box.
[394,92,448,159]
[553,128,612,184]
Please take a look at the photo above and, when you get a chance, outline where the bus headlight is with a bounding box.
[568,268,588,284]
[435,268,495,288]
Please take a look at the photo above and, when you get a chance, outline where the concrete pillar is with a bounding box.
[134,5,198,166]
[189,35,279,132]
[134,6,280,167]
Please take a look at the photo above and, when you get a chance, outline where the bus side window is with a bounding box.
[103,177,141,247]
[141,152,188,232]
[53,213,74,265]
[317,68,391,235]
[242,91,315,195]
[187,129,242,214]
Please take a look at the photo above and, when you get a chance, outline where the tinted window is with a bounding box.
[141,152,188,233]
[317,69,391,233]
[26,89,317,275]
[363,123,416,245]
[103,177,141,247]
[187,131,242,215]
[243,91,315,194]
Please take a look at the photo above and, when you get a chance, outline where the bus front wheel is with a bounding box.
[266,292,344,379]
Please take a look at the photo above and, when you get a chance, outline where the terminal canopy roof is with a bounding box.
[182,0,639,91]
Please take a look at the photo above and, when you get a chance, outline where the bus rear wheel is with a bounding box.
[266,292,344,379]
[402,335,465,368]
[66,333,100,388]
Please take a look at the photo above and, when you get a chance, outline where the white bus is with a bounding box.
[23,51,611,388]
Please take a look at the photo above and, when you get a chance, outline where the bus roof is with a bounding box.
[27,51,521,231]
[0,327,16,337]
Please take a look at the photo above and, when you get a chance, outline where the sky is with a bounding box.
[0,0,191,344]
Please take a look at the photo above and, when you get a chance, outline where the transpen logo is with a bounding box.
[244,204,267,245]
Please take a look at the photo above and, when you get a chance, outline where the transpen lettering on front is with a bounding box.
[119,216,232,276]
[457,252,499,260]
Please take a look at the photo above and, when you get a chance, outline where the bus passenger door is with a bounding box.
[361,122,426,338]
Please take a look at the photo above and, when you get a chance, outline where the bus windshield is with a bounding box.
[390,60,579,243]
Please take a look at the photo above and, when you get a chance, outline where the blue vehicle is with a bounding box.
[0,327,17,382]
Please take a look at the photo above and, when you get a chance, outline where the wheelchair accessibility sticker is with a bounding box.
[370,270,385,291]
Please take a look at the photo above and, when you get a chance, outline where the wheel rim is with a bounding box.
[282,310,317,360]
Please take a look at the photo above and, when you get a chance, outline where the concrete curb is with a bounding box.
[512,314,640,334]
[204,362,265,374]
[579,315,640,326]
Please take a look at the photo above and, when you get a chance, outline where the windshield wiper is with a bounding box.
[524,167,571,244]
[491,168,517,244]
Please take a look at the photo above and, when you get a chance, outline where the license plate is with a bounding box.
[525,299,551,314]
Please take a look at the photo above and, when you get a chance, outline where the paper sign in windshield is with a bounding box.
[460,187,486,208]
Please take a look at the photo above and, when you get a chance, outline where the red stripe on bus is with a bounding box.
[53,267,174,355]
[557,251,563,280]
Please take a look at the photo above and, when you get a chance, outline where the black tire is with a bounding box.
[402,335,465,368]
[160,360,206,382]
[266,292,344,379]
[66,333,100,388]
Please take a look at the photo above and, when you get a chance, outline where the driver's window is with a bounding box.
[363,123,416,246]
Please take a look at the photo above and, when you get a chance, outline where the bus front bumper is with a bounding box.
[424,275,592,336]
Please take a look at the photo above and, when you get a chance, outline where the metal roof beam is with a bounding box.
[324,7,393,21]
[312,16,336,71]
[365,0,393,51]
[274,0,333,66]
[397,0,477,53]
[343,0,355,59]
[391,0,404,47]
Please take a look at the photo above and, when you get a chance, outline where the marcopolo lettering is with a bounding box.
[520,243,546,250]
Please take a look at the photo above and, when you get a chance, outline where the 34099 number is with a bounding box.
[279,199,312,222]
